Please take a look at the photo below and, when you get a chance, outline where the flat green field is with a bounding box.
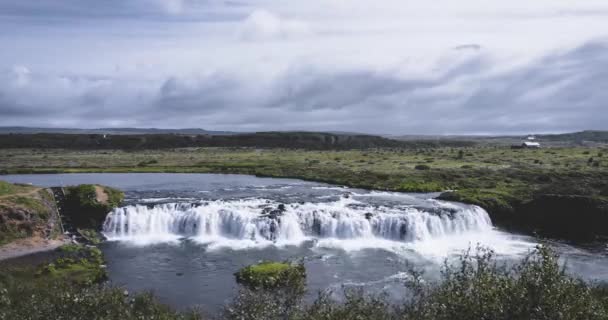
[0,146,605,190]
[0,147,606,191]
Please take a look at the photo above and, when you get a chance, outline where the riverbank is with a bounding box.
[0,236,69,261]
[1,147,607,242]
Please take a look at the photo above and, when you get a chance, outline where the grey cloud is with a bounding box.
[453,44,481,51]
[268,54,487,113]
[156,74,245,113]
[0,41,607,134]
[0,0,245,23]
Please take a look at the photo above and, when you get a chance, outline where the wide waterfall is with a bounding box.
[103,197,493,245]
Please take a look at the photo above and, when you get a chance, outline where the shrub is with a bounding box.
[457,150,465,159]
[414,164,430,170]
[402,245,608,320]
[0,281,202,320]
[399,181,443,192]
[137,159,158,167]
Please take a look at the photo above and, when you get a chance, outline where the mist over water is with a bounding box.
[3,173,608,312]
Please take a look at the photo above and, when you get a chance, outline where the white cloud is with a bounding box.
[239,9,311,41]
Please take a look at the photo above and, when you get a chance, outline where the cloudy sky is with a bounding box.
[1,0,608,135]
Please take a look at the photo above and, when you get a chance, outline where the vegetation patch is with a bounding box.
[36,244,107,285]
[235,261,306,290]
[77,228,104,244]
[398,180,444,192]
[0,279,202,320]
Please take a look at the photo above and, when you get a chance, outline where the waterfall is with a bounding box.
[103,197,493,246]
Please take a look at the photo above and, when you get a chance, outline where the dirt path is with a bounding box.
[0,236,70,261]
[94,185,108,203]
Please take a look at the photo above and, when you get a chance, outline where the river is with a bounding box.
[3,173,608,314]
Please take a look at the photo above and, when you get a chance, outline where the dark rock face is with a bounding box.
[55,185,124,231]
[440,190,608,242]
[515,195,608,241]
[261,204,287,221]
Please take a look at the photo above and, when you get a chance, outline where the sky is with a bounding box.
[1,0,608,135]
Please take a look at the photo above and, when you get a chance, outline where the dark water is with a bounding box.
[3,173,608,314]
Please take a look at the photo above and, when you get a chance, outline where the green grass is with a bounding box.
[7,195,50,215]
[37,244,107,285]
[0,180,35,197]
[246,262,291,275]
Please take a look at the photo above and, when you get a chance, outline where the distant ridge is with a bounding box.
[0,131,475,150]
[0,127,237,136]
[390,130,608,146]
[536,130,608,143]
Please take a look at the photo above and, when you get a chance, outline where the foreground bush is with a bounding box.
[0,281,202,320]
[226,245,608,320]
[401,245,608,320]
[3,245,608,320]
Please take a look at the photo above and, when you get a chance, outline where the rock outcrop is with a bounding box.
[1,181,124,250]
[0,183,62,246]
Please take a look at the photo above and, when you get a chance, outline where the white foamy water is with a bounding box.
[102,196,505,253]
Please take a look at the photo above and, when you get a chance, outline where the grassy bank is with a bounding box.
[0,181,61,246]
[1,147,607,240]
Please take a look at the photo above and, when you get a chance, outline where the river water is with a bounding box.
[3,173,608,314]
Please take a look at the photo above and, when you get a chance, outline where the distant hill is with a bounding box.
[0,131,475,150]
[0,127,236,136]
[536,131,608,143]
[391,131,608,146]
